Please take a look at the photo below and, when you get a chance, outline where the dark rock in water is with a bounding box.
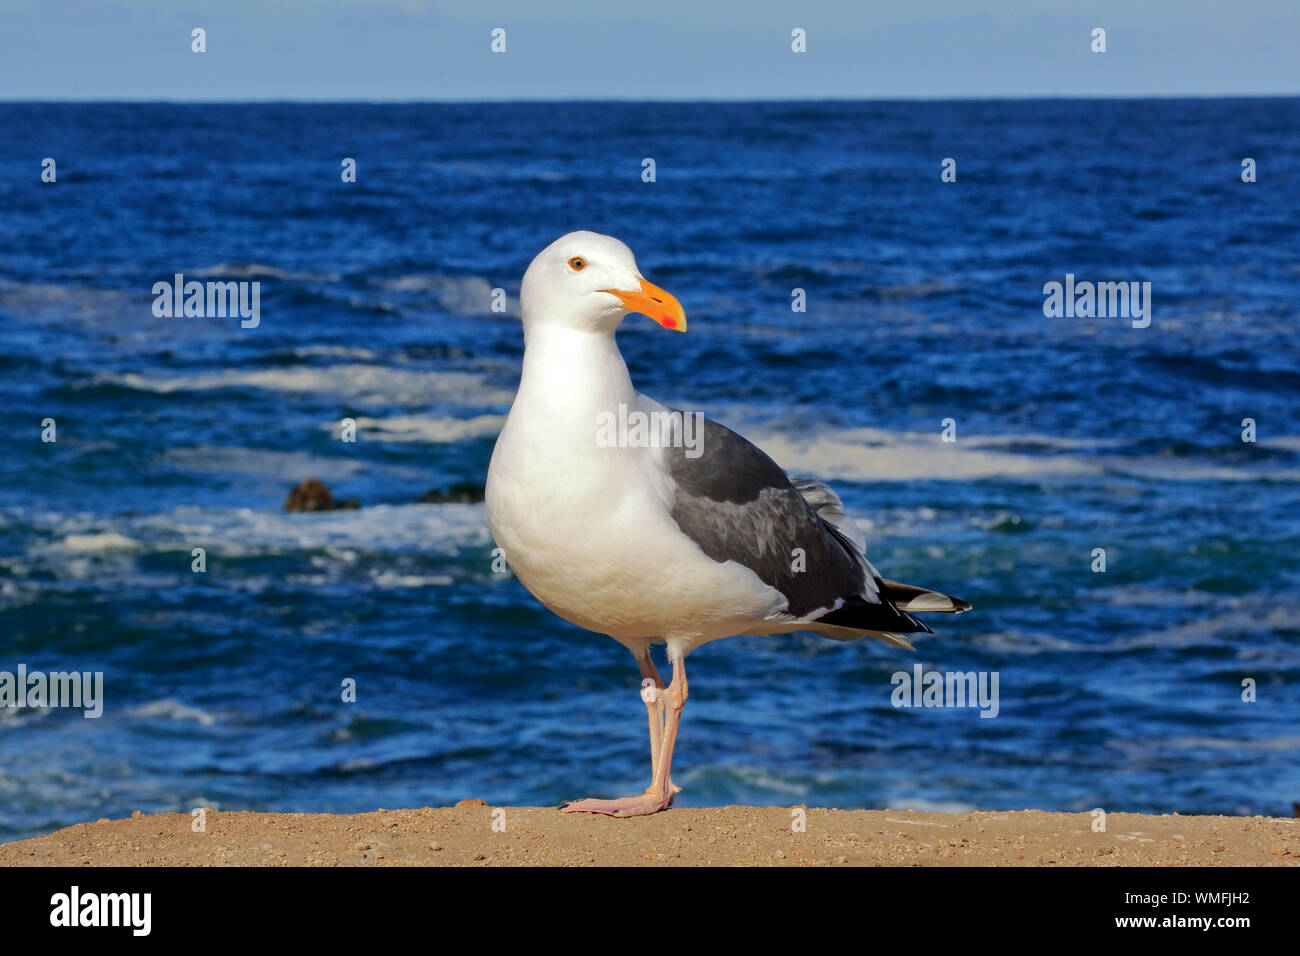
[285,478,360,512]
[418,481,484,504]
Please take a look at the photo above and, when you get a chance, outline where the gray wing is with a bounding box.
[662,414,930,634]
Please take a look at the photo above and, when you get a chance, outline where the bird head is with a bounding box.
[520,231,686,334]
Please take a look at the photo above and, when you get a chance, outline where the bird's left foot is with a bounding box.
[560,788,674,817]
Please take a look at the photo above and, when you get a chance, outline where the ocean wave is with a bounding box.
[436,160,577,183]
[1091,586,1216,610]
[56,532,141,553]
[743,425,1100,482]
[129,699,218,726]
[376,274,517,317]
[368,571,455,589]
[340,414,505,443]
[285,345,379,360]
[1107,735,1300,758]
[0,280,146,322]
[0,706,54,728]
[17,503,492,566]
[882,797,979,815]
[1160,735,1300,753]
[162,445,382,481]
[190,263,339,282]
[99,364,513,407]
[684,765,812,797]
[1109,606,1300,652]
[972,602,1300,656]
[976,630,1082,655]
[733,422,1299,484]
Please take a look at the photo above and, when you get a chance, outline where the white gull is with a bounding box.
[486,231,970,816]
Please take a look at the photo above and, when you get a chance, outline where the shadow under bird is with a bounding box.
[486,231,971,816]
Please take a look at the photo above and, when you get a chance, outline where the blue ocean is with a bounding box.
[2,99,1298,842]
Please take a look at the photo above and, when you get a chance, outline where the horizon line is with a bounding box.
[3,92,1299,106]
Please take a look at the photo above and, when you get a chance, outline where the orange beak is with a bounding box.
[601,277,687,332]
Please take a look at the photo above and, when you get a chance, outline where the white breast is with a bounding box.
[485,326,782,648]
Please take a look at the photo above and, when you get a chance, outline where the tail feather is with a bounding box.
[878,578,972,614]
[790,475,971,648]
[811,623,916,649]
[814,594,934,635]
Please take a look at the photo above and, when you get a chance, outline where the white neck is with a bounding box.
[517,322,635,417]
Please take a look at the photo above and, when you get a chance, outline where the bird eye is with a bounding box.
[568,256,586,272]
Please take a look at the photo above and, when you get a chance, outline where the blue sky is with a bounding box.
[4,0,1298,100]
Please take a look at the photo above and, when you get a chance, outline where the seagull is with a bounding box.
[486,231,971,817]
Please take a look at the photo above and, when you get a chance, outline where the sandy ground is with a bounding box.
[3,803,1298,866]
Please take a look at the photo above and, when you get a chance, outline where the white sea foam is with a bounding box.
[700,766,811,796]
[130,699,217,725]
[1107,734,1300,759]
[103,364,513,407]
[0,280,143,320]
[190,263,337,282]
[1264,435,1300,452]
[162,446,379,480]
[977,630,1081,655]
[146,503,493,558]
[975,604,1300,658]
[438,161,572,184]
[743,425,1099,482]
[1160,735,1300,753]
[57,532,140,553]
[1093,586,1214,610]
[725,419,1299,484]
[884,797,979,815]
[19,504,492,575]
[379,274,518,317]
[1111,606,1300,651]
[160,446,441,492]
[339,414,505,443]
[369,571,455,589]
[289,345,378,360]
[1112,458,1300,482]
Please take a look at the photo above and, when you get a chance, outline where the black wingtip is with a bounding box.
[815,594,934,635]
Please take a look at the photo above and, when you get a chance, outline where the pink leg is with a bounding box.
[562,653,688,818]
[637,648,665,782]
[632,647,682,794]
[653,656,687,796]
